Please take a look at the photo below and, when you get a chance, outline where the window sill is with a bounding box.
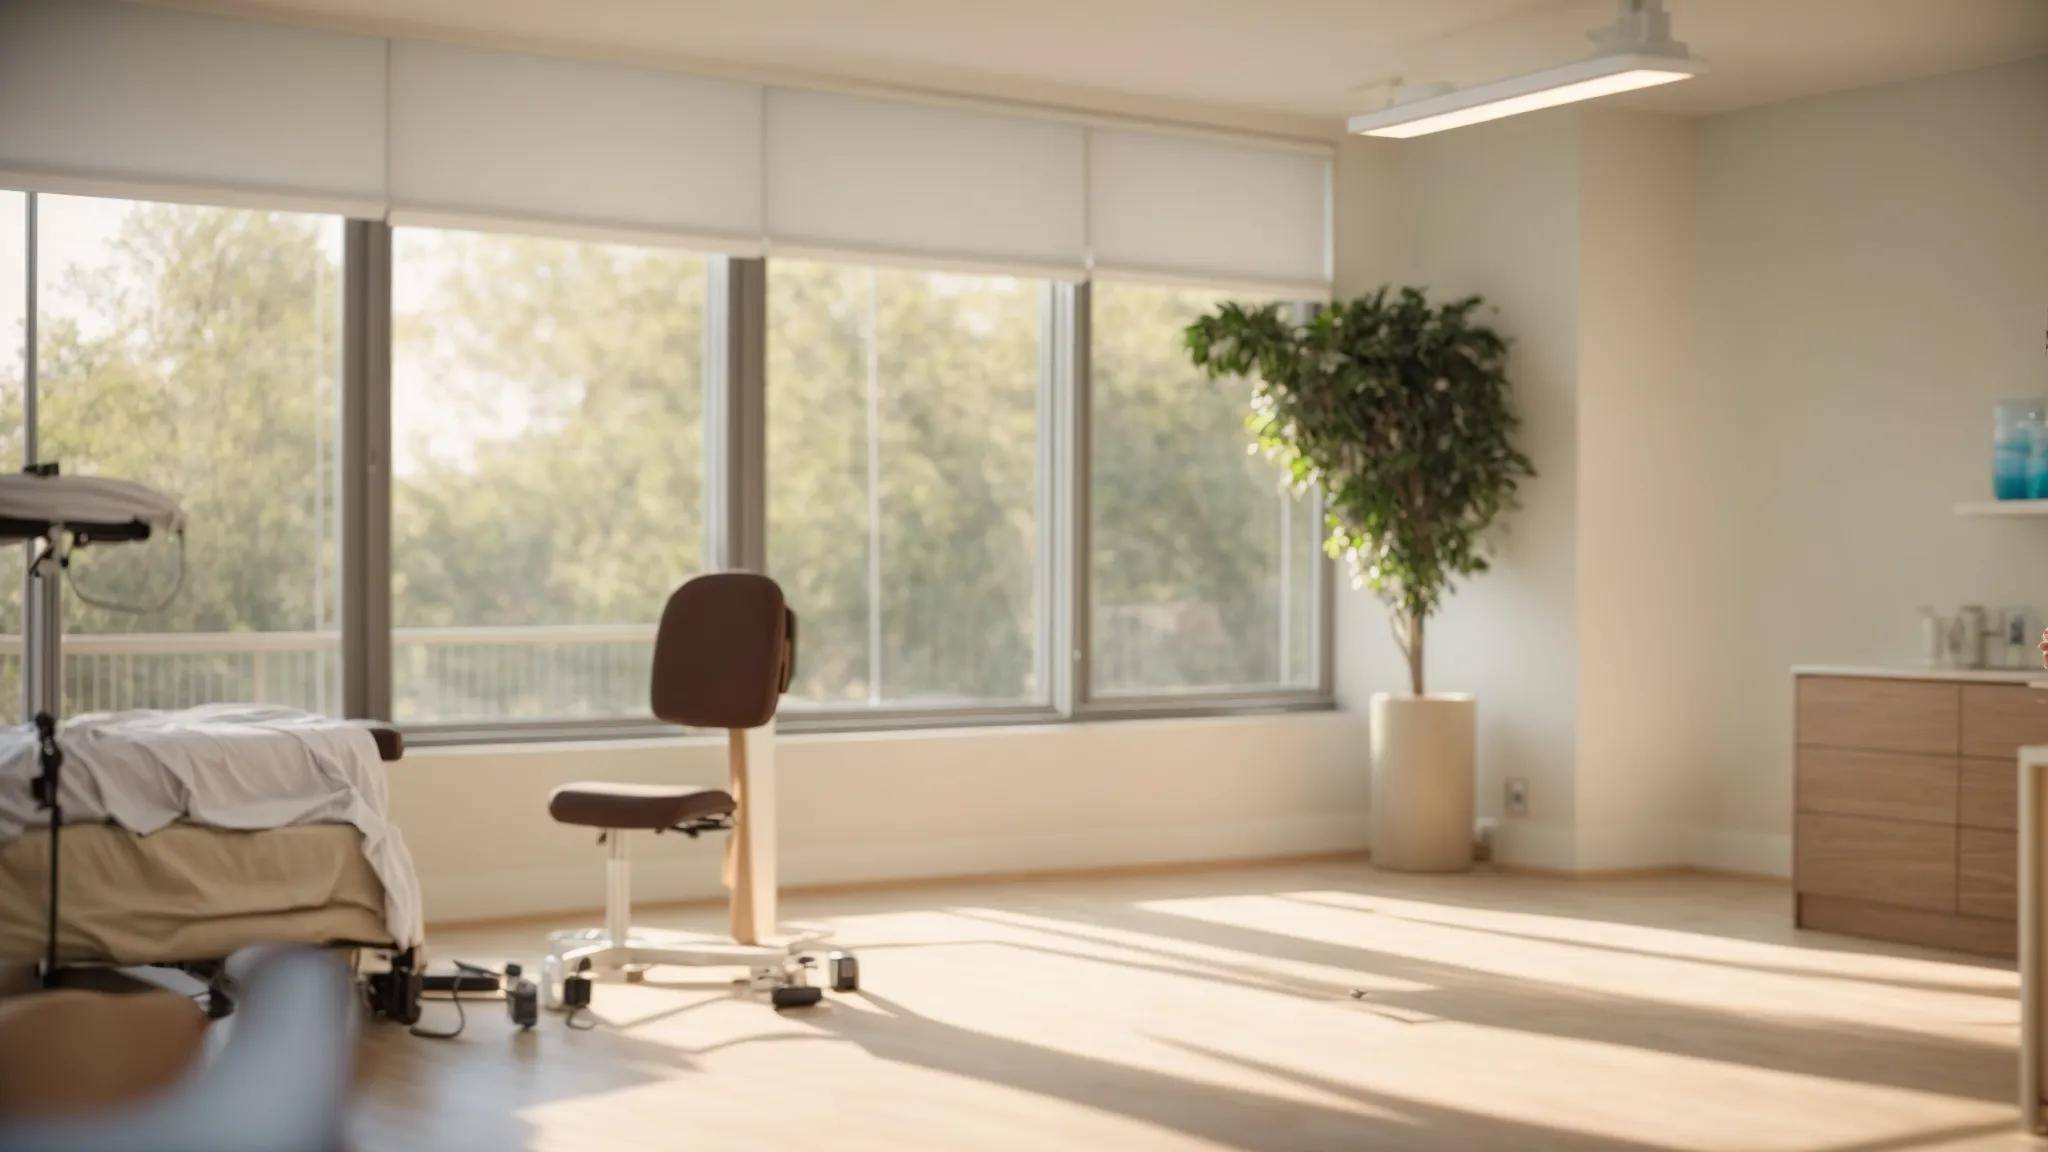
[398,694,1336,752]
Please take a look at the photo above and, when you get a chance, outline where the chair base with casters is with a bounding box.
[539,768,857,1010]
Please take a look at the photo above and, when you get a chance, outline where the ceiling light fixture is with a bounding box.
[1348,0,1704,139]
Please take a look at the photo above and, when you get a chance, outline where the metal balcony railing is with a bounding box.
[0,609,1307,725]
[0,624,660,721]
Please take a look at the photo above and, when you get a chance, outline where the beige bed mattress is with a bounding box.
[0,823,390,965]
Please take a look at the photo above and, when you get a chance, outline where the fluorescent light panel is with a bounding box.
[1349,53,1701,139]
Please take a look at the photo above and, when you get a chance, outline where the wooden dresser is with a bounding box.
[1794,670,2044,957]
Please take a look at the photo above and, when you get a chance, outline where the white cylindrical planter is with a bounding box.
[1370,693,1477,873]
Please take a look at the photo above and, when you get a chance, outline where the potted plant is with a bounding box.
[1186,287,1533,872]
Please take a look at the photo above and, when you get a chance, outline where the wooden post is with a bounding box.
[724,719,778,945]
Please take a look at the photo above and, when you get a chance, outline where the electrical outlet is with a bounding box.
[1504,777,1530,818]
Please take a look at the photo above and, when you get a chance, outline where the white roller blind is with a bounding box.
[0,0,386,216]
[1088,129,1330,296]
[765,89,1087,277]
[388,41,764,250]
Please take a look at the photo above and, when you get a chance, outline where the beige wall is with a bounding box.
[1696,55,2048,855]
[399,711,1366,922]
[1572,110,1738,870]
[1332,55,2047,876]
[1333,111,1585,869]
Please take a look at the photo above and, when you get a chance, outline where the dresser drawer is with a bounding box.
[1796,677,1959,755]
[1960,684,2048,760]
[1794,812,1956,913]
[1958,757,2019,830]
[1795,748,1955,824]
[1958,828,2017,920]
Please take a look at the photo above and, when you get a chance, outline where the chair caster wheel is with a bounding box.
[829,950,859,993]
[771,985,823,1009]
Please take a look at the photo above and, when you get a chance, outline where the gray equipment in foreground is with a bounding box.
[0,947,356,1152]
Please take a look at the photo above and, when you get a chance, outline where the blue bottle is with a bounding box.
[1994,399,2041,500]
[2030,421,2048,499]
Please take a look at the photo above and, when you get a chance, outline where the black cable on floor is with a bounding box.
[409,980,465,1040]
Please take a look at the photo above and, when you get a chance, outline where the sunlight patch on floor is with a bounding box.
[954,904,1435,996]
[362,869,2039,1151]
[1129,891,2017,1028]
[1296,888,2016,991]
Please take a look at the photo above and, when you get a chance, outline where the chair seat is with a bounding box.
[548,782,736,830]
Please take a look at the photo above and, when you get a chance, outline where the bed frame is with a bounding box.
[12,721,424,1026]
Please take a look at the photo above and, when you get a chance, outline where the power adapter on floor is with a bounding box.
[502,964,538,1030]
[562,965,593,1010]
[561,958,595,1029]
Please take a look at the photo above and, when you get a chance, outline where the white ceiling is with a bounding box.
[164,0,2048,138]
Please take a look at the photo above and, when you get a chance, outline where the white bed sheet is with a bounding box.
[0,705,422,948]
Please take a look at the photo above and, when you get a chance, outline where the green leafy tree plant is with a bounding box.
[1186,287,1535,697]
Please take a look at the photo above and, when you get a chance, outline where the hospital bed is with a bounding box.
[0,720,423,1021]
[0,468,424,1023]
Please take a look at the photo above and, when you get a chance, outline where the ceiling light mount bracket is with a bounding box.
[1589,0,1690,60]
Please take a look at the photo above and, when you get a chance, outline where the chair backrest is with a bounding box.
[650,572,796,730]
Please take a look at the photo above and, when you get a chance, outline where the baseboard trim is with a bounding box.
[426,848,1375,933]
[1491,862,1789,883]
[1689,827,1792,879]
[778,847,1376,900]
[1688,864,1791,884]
[423,839,1793,933]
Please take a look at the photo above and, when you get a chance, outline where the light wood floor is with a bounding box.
[352,861,2030,1152]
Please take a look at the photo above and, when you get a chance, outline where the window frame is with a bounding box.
[1076,285,1332,714]
[372,221,726,739]
[760,256,1063,724]
[9,199,1332,744]
[10,190,353,723]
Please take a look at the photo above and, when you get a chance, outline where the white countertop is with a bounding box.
[1793,663,2048,685]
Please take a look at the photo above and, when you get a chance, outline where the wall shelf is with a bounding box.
[1955,499,2048,517]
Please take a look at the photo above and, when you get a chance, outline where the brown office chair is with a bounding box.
[541,573,848,1009]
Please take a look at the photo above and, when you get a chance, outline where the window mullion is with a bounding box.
[1278,481,1293,683]
[19,191,44,723]
[1035,283,1060,713]
[1315,484,1335,695]
[341,219,392,721]
[862,269,883,705]
[21,191,36,467]
[1057,280,1092,714]
[703,259,731,569]
[710,256,767,573]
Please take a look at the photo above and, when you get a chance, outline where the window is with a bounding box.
[390,228,711,724]
[34,195,345,714]
[1090,281,1321,696]
[1,191,22,724]
[767,260,1047,709]
[4,202,1329,736]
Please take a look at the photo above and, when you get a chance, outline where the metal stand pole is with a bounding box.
[604,830,629,945]
[32,711,61,985]
[26,532,64,986]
